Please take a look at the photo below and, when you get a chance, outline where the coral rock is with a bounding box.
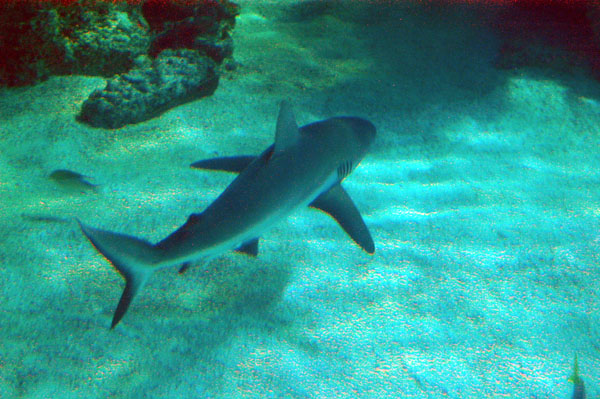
[78,50,218,129]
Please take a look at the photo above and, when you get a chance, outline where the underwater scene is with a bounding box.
[0,0,599,397]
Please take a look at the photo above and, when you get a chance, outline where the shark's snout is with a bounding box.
[344,117,376,148]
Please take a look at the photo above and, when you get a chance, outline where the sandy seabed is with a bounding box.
[0,1,599,398]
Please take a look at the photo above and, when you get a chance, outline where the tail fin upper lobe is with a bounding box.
[78,220,161,328]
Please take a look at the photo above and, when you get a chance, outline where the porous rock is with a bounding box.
[0,0,150,86]
[78,49,218,129]
[143,0,239,63]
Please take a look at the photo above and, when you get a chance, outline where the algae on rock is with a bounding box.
[0,0,240,128]
[0,0,150,86]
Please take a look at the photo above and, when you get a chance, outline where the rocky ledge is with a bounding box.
[0,0,239,129]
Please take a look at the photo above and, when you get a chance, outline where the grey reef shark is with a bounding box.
[79,101,376,328]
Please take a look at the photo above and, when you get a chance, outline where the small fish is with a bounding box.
[21,213,70,224]
[49,169,97,190]
[569,354,586,399]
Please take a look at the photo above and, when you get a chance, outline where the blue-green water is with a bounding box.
[0,1,599,398]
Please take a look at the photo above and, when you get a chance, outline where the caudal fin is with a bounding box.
[78,220,161,328]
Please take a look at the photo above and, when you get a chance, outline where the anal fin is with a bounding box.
[178,262,191,274]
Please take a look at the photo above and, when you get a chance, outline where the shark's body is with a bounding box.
[79,102,376,328]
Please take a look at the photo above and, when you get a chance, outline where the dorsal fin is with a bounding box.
[156,213,203,250]
[274,101,299,155]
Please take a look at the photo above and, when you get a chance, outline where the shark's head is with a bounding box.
[338,116,377,151]
[302,115,376,181]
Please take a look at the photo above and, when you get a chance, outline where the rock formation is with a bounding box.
[78,50,219,129]
[0,0,239,128]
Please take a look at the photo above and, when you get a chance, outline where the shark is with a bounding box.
[79,101,376,328]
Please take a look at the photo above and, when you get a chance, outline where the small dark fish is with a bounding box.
[49,169,98,190]
[21,213,70,224]
[569,354,586,399]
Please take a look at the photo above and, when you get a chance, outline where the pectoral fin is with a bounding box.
[190,156,256,172]
[310,184,374,254]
